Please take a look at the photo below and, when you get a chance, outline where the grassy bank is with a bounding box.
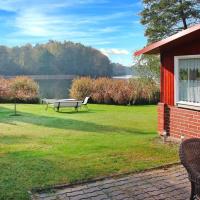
[0,104,179,199]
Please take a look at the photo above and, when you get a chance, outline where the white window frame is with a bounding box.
[174,55,200,109]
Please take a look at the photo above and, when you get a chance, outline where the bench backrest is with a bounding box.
[83,97,90,105]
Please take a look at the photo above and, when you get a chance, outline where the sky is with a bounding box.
[0,0,147,66]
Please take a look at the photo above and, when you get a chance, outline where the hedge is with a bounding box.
[70,77,160,105]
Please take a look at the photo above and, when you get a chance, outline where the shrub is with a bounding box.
[131,78,160,104]
[111,80,132,105]
[0,78,11,101]
[70,77,160,105]
[0,76,39,103]
[92,78,113,104]
[10,76,39,100]
[69,77,93,100]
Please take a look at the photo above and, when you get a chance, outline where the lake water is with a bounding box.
[34,75,133,99]
[3,75,132,99]
[36,79,73,99]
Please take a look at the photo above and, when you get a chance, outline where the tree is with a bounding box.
[0,41,116,77]
[135,0,200,80]
[133,54,160,82]
[9,77,39,115]
[141,0,200,43]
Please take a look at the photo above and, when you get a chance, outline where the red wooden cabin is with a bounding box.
[135,24,200,139]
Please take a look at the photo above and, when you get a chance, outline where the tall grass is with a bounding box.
[70,77,160,105]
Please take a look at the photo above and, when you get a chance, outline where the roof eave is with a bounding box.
[134,24,200,56]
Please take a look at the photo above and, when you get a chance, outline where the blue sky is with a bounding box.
[0,0,147,66]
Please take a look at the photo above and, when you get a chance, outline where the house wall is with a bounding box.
[158,38,200,139]
[157,103,165,135]
[158,103,200,139]
[160,38,200,106]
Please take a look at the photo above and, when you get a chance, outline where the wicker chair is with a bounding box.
[179,138,200,200]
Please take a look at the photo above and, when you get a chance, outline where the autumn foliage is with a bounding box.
[0,76,39,103]
[70,77,159,105]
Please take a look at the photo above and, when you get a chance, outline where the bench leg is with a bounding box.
[84,104,88,111]
[56,102,60,112]
[45,103,49,111]
[75,102,79,112]
[190,182,195,200]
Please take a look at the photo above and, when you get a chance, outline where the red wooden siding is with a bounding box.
[160,38,200,106]
[160,52,174,105]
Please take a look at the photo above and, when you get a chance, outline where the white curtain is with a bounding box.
[179,58,200,103]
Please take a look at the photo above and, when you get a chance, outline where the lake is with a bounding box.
[4,75,133,99]
[36,79,73,99]
[36,75,133,99]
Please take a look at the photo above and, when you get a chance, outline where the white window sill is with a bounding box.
[177,101,200,111]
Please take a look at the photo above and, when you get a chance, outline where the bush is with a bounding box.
[69,77,93,100]
[0,78,11,101]
[70,77,160,105]
[110,80,132,105]
[131,78,160,104]
[0,76,39,103]
[92,78,113,104]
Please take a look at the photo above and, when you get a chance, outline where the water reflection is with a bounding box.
[35,75,132,99]
[36,79,73,99]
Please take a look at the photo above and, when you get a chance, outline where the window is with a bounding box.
[175,55,200,108]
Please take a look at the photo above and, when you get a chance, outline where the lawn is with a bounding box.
[0,104,179,200]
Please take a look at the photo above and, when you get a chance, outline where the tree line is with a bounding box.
[0,40,128,77]
[134,0,200,80]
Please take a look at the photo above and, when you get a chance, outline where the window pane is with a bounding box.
[179,68,188,101]
[179,58,200,103]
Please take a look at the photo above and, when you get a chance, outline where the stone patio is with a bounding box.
[30,164,191,200]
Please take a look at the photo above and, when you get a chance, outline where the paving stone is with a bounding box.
[31,164,191,200]
[90,194,109,200]
[83,187,102,194]
[69,195,89,200]
[66,190,84,197]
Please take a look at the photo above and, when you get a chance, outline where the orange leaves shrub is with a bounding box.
[9,76,39,100]
[92,78,113,104]
[69,77,93,100]
[111,80,132,105]
[0,78,11,100]
[0,76,39,103]
[70,77,160,105]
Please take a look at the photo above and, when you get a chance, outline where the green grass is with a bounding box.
[0,104,179,200]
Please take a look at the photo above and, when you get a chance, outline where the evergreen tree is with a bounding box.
[141,0,200,43]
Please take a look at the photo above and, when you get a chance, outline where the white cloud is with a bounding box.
[0,0,134,42]
[0,0,110,12]
[100,48,129,56]
[9,3,127,39]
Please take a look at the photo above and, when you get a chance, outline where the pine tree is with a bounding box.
[141,0,200,43]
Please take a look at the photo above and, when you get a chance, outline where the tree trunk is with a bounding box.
[14,99,17,115]
[181,15,188,30]
[179,0,188,29]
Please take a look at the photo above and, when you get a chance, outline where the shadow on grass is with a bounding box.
[0,135,30,144]
[0,106,155,135]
